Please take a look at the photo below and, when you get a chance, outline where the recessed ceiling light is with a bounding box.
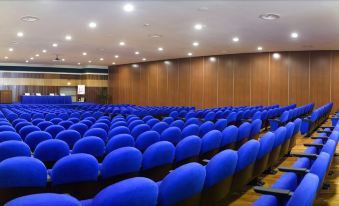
[123,3,135,12]
[187,52,193,56]
[149,34,162,38]
[291,32,299,38]
[4,56,8,59]
[88,22,97,28]
[77,62,81,65]
[142,58,146,61]
[25,60,29,63]
[100,58,104,61]
[35,54,39,57]
[232,37,239,42]
[17,32,24,37]
[259,13,280,20]
[194,24,203,30]
[115,55,119,58]
[135,51,140,55]
[52,43,58,47]
[119,41,125,46]
[257,46,263,51]
[164,61,170,65]
[132,64,139,68]
[112,62,116,65]
[30,57,34,60]
[209,57,216,62]
[143,23,151,27]
[273,53,281,59]
[61,58,65,62]
[67,82,71,85]
[193,42,199,47]
[82,52,87,56]
[158,47,163,51]
[8,48,13,52]
[42,49,47,53]
[88,60,92,63]
[21,16,39,22]
[65,35,72,40]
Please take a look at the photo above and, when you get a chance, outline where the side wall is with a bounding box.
[108,51,339,109]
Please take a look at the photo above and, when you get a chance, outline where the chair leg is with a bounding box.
[264,167,277,175]
[248,177,265,186]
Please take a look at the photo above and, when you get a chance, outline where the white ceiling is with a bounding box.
[1,0,339,67]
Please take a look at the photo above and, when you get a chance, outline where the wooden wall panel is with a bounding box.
[190,58,204,108]
[251,53,269,105]
[157,62,168,106]
[147,62,158,106]
[178,59,191,106]
[310,51,331,107]
[130,66,141,105]
[331,51,339,109]
[269,52,289,105]
[289,51,310,106]
[167,61,179,106]
[218,55,234,106]
[203,57,218,108]
[233,54,251,105]
[139,64,149,105]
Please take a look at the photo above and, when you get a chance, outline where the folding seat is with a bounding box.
[80,177,158,206]
[55,130,81,149]
[170,119,185,129]
[175,135,201,167]
[135,130,160,152]
[142,115,154,122]
[288,118,302,151]
[220,125,238,150]
[31,118,43,126]
[6,113,18,122]
[201,150,238,206]
[226,112,237,125]
[91,123,109,132]
[250,119,262,140]
[204,111,216,122]
[45,125,65,138]
[214,119,228,131]
[152,121,169,134]
[101,147,142,187]
[93,111,104,119]
[142,141,175,181]
[19,113,31,121]
[69,123,88,136]
[160,127,182,145]
[131,124,150,138]
[69,112,81,119]
[80,119,93,128]
[200,130,222,160]
[58,113,69,120]
[81,112,93,120]
[96,119,110,126]
[51,153,99,199]
[25,131,52,151]
[267,127,286,171]
[231,140,260,192]
[12,118,27,127]
[19,125,41,140]
[84,117,97,124]
[34,139,70,168]
[68,117,80,123]
[0,131,21,143]
[199,121,215,136]
[253,173,319,206]
[170,111,179,118]
[236,122,252,148]
[128,120,144,130]
[157,163,206,206]
[162,117,174,124]
[32,113,44,119]
[4,193,81,206]
[50,118,63,125]
[0,125,16,133]
[108,126,130,140]
[110,120,127,128]
[185,117,202,126]
[45,113,57,121]
[126,116,140,125]
[106,134,135,154]
[37,121,53,131]
[0,141,31,162]
[72,136,105,159]
[0,157,47,205]
[58,120,73,129]
[279,122,295,158]
[182,124,200,137]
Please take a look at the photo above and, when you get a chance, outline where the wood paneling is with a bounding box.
[109,50,339,109]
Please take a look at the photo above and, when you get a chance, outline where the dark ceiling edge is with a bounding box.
[0,65,108,74]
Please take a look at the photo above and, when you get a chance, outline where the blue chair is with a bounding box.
[34,139,70,168]
[45,113,57,121]
[267,127,287,169]
[152,122,169,134]
[37,121,53,131]
[58,121,73,129]
[289,118,302,151]
[250,119,262,140]
[199,121,215,136]
[81,177,158,206]
[182,124,200,137]
[162,117,174,124]
[31,118,44,126]
[200,130,222,160]
[128,120,144,130]
[0,125,16,133]
[91,123,109,132]
[72,136,105,159]
[101,147,142,186]
[0,131,21,143]
[215,119,228,131]
[111,121,127,128]
[25,131,52,151]
[175,135,202,167]
[108,126,130,140]
[50,118,63,125]
[69,123,88,137]
[185,118,202,126]
[19,125,41,140]
[201,150,238,205]
[55,130,81,149]
[280,122,295,159]
[51,153,99,199]
[131,124,150,139]
[160,127,182,145]
[0,141,31,162]
[135,131,160,152]
[4,193,81,206]
[220,125,238,149]
[106,134,135,154]
[158,163,206,206]
[84,128,108,142]
[236,122,252,148]
[68,118,80,124]
[45,125,65,138]
[0,157,47,205]
[142,141,175,181]
[146,118,160,127]
[15,122,31,132]
[170,120,185,129]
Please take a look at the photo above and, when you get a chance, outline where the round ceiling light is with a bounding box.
[149,34,163,38]
[259,13,280,20]
[21,16,39,22]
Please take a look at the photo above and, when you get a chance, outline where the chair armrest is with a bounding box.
[289,153,318,160]
[278,167,309,175]
[319,126,334,129]
[317,130,332,134]
[253,186,293,199]
[303,143,324,148]
[311,136,329,140]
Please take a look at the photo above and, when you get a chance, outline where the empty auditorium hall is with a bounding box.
[0,0,339,205]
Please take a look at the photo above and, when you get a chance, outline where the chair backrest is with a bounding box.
[108,126,130,139]
[25,131,53,150]
[84,128,108,142]
[199,121,215,136]
[182,124,200,137]
[175,135,202,163]
[152,122,169,134]
[273,127,287,148]
[91,123,109,132]
[170,120,185,129]
[19,125,41,140]
[200,130,222,155]
[250,119,262,137]
[55,130,81,149]
[256,132,275,160]
[4,193,81,206]
[72,136,105,158]
[160,127,182,145]
[142,141,175,170]
[131,124,150,139]
[135,131,160,152]
[237,122,252,141]
[34,139,70,162]
[69,123,88,136]
[221,125,238,147]
[58,120,73,129]
[0,141,31,162]
[106,134,135,154]
[235,140,260,172]
[0,131,21,143]
[44,125,65,138]
[215,119,228,131]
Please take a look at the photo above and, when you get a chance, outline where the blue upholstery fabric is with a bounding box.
[237,122,252,141]
[51,153,98,185]
[131,124,150,139]
[199,121,215,136]
[108,126,130,139]
[142,141,175,170]
[135,131,160,151]
[273,127,287,148]
[91,123,109,132]
[309,152,330,190]
[110,121,127,129]
[0,125,16,133]
[4,193,81,206]
[0,157,47,188]
[162,117,174,124]
[34,139,70,162]
[56,130,81,148]
[204,150,238,189]
[69,123,88,137]
[215,119,228,131]
[45,113,57,121]
[45,125,65,138]
[175,135,202,163]
[15,122,31,132]
[182,124,200,137]
[170,120,185,129]
[128,120,144,130]
[205,112,216,121]
[235,140,260,172]
[106,134,135,154]
[72,136,105,158]
[68,118,80,124]
[160,127,182,145]
[151,122,169,134]
[146,119,160,127]
[32,118,44,126]
[25,131,53,150]
[221,125,238,147]
[250,119,262,137]
[185,118,202,126]
[285,122,295,141]
[37,121,53,131]
[200,130,222,155]
[58,121,73,129]
[101,147,142,179]
[256,132,275,160]
[84,128,108,142]
[19,125,41,140]
[0,141,31,162]
[158,163,206,206]
[0,131,21,143]
[86,177,158,206]
[50,118,63,125]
